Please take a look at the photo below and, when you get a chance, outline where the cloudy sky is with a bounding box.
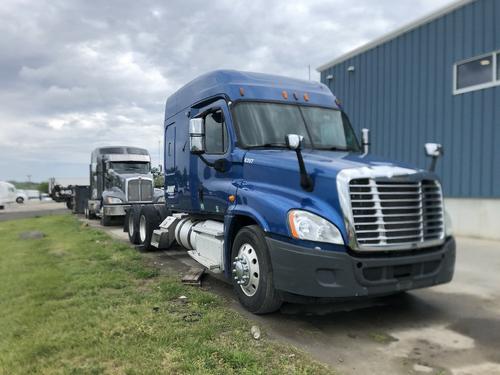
[0,0,454,182]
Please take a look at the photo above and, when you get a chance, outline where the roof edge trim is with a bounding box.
[316,0,474,72]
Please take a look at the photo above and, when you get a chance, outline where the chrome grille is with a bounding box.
[349,178,444,248]
[127,179,153,202]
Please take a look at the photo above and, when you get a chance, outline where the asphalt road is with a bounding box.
[0,201,68,221]
[5,208,500,375]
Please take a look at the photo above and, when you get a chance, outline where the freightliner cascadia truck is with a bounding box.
[126,70,455,314]
[86,146,161,226]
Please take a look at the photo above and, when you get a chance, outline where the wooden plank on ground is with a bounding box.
[181,267,205,286]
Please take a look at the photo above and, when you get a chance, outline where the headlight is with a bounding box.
[288,210,344,244]
[105,196,123,204]
[445,209,453,236]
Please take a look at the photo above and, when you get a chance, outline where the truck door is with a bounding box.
[193,99,236,215]
[164,122,177,204]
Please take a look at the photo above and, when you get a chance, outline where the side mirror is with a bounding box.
[361,128,370,154]
[285,134,303,150]
[425,143,443,157]
[424,143,443,172]
[189,118,205,154]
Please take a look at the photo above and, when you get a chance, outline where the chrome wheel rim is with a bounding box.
[139,215,146,243]
[233,243,260,297]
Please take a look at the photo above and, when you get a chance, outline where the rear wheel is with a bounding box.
[16,197,24,204]
[231,225,282,314]
[138,205,161,251]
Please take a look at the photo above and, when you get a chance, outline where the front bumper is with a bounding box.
[102,204,130,217]
[266,237,455,299]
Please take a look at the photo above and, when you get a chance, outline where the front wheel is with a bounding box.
[16,197,24,204]
[101,212,112,226]
[127,205,141,245]
[138,205,161,251]
[231,225,282,314]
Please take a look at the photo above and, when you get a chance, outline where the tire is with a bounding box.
[138,205,161,251]
[16,197,24,204]
[84,208,89,219]
[66,200,73,210]
[101,212,112,226]
[127,205,141,245]
[231,225,282,314]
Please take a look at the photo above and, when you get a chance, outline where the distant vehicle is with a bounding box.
[0,181,17,209]
[49,177,87,209]
[86,146,162,225]
[40,193,52,201]
[16,189,28,204]
[24,189,41,200]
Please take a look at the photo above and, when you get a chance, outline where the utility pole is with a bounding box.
[158,139,161,167]
[308,64,311,80]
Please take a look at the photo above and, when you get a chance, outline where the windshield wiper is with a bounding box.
[246,143,288,149]
[321,146,353,152]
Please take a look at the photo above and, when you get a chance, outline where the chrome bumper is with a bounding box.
[103,204,130,216]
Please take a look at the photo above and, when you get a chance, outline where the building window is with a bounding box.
[454,51,500,95]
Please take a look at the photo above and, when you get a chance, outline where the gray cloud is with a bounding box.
[0,0,453,181]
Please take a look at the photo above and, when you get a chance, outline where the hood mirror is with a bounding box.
[425,143,443,172]
[285,134,303,150]
[285,134,313,192]
[189,118,205,154]
[425,143,443,157]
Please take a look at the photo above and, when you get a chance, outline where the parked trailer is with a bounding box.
[126,70,455,314]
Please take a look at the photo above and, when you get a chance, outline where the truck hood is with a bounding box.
[243,149,422,176]
[238,149,431,244]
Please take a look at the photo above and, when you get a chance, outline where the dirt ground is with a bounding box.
[8,205,498,375]
[86,217,500,375]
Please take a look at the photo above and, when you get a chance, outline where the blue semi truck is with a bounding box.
[126,70,455,314]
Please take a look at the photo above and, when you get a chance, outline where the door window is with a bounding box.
[204,110,228,154]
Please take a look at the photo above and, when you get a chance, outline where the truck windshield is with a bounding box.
[110,162,150,174]
[233,102,360,151]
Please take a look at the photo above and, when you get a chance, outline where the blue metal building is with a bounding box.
[318,0,499,199]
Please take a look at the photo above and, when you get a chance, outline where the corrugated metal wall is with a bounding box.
[320,0,499,198]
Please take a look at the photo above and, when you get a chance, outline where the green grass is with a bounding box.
[0,215,333,374]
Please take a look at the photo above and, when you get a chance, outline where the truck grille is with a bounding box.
[127,179,153,202]
[349,178,444,249]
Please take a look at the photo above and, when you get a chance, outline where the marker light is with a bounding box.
[282,90,288,99]
[303,93,310,101]
[239,87,245,96]
[288,210,344,244]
